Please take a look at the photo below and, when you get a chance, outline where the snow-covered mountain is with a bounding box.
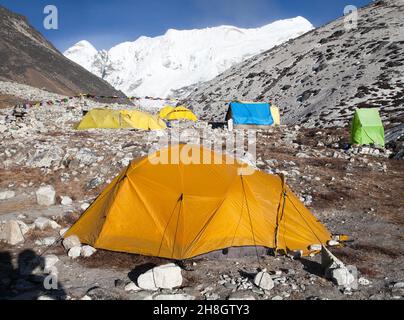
[64,17,313,97]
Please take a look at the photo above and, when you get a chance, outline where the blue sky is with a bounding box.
[1,0,371,52]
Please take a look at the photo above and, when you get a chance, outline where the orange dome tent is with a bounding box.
[65,145,331,260]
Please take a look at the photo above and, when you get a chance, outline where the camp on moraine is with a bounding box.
[0,0,403,306]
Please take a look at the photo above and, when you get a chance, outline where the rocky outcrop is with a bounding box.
[185,0,404,129]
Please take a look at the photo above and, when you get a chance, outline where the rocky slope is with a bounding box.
[0,6,125,97]
[64,17,314,97]
[184,0,404,129]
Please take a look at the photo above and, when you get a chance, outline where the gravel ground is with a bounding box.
[0,83,403,300]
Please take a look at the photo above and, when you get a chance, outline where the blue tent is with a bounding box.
[227,102,274,126]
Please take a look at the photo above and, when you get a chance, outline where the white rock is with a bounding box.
[272,295,284,300]
[63,235,81,250]
[39,237,57,246]
[68,246,81,259]
[254,272,274,291]
[0,190,15,200]
[34,217,61,230]
[309,244,322,251]
[35,237,58,246]
[330,267,356,287]
[80,295,92,300]
[37,295,56,300]
[59,227,69,237]
[81,245,97,257]
[124,282,142,292]
[81,203,90,211]
[137,263,183,291]
[16,220,33,235]
[296,153,310,158]
[36,185,56,206]
[44,254,59,270]
[328,240,340,246]
[60,196,73,206]
[4,220,25,245]
[358,277,371,286]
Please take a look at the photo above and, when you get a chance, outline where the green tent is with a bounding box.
[350,108,385,147]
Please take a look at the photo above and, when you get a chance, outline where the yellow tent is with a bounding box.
[270,106,281,126]
[159,106,198,121]
[76,109,166,131]
[65,144,331,260]
[120,110,167,131]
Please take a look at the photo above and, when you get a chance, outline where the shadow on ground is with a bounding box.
[0,249,66,300]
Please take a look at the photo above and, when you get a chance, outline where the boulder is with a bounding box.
[44,254,59,270]
[322,246,357,289]
[34,217,61,230]
[81,245,97,257]
[81,203,90,211]
[59,227,69,237]
[4,220,25,245]
[16,220,33,235]
[330,268,356,287]
[36,185,56,206]
[68,246,81,259]
[40,237,57,246]
[254,271,274,291]
[0,190,15,200]
[358,277,371,286]
[63,235,81,250]
[137,263,183,291]
[124,282,142,292]
[60,196,73,206]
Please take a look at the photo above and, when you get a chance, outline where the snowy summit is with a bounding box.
[64,17,314,97]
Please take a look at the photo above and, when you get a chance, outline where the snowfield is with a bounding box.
[64,17,314,97]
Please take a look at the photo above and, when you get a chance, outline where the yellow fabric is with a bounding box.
[159,106,175,118]
[270,106,281,126]
[159,106,198,121]
[65,145,331,260]
[120,110,167,130]
[76,109,166,130]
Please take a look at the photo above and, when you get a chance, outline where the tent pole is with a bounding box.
[274,174,286,256]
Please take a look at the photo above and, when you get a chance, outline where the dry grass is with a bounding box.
[351,243,401,259]
[54,211,82,227]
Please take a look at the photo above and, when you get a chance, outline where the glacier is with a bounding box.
[64,16,314,98]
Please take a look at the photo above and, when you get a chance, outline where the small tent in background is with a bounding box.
[270,105,281,126]
[75,109,166,131]
[159,106,198,122]
[350,108,385,147]
[65,144,332,260]
[226,102,280,129]
[120,110,167,130]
